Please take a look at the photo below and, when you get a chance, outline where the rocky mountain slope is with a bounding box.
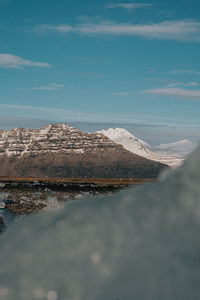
[0,124,167,179]
[98,128,186,168]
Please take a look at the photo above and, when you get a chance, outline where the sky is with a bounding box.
[0,0,200,143]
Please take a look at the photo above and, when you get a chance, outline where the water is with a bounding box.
[0,186,129,233]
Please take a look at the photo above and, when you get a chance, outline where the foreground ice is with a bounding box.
[0,147,200,299]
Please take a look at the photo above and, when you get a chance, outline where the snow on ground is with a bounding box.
[0,146,200,299]
[98,128,185,168]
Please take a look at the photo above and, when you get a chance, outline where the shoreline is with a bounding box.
[0,177,151,230]
[0,176,154,188]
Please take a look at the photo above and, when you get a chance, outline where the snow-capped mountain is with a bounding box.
[98,128,190,168]
[0,123,118,157]
[151,139,196,157]
[0,124,167,178]
[99,128,150,156]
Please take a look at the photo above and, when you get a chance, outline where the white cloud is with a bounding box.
[166,82,199,88]
[143,87,200,100]
[185,82,199,87]
[0,54,51,69]
[166,82,182,88]
[33,24,73,34]
[33,20,200,42]
[32,83,64,90]
[107,3,153,9]
[170,70,200,75]
[112,91,131,96]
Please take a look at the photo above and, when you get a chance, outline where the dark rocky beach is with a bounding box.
[0,178,139,232]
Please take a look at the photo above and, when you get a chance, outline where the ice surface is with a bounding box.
[0,147,200,299]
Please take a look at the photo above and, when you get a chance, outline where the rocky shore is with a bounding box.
[0,178,135,232]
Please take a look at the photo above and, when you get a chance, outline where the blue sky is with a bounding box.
[0,0,200,143]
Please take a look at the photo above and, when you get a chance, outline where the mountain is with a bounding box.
[98,128,185,168]
[99,128,150,156]
[0,124,167,179]
[151,139,196,157]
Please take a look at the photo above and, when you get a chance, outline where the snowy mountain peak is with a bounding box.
[98,128,156,157]
[98,128,149,146]
[98,127,188,168]
[101,128,133,138]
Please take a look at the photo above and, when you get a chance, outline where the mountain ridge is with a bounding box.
[0,123,167,179]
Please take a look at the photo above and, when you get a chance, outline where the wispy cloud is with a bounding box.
[33,24,73,34]
[107,3,153,9]
[0,54,51,69]
[0,104,103,122]
[0,104,181,125]
[165,82,199,88]
[148,78,199,87]
[142,87,200,100]
[185,82,199,87]
[32,20,200,42]
[112,91,131,96]
[170,70,200,75]
[32,83,64,90]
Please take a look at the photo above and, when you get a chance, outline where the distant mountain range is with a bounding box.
[98,128,197,168]
[0,124,167,179]
[151,139,196,157]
